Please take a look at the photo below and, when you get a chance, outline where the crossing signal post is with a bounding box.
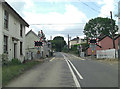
[89,38,98,59]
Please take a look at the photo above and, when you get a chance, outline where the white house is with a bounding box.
[25,30,49,60]
[69,37,86,48]
[0,2,29,62]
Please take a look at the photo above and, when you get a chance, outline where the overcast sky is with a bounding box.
[5,0,119,42]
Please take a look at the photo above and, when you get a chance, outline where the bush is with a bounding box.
[62,47,68,53]
[2,53,9,65]
[7,59,22,65]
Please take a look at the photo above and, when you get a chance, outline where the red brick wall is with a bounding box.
[87,36,114,55]
[115,36,120,50]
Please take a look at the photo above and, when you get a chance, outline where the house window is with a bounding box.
[4,10,9,29]
[20,42,23,55]
[20,24,22,37]
[4,35,8,53]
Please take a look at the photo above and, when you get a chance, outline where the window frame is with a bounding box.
[4,10,9,29]
[20,42,23,55]
[20,24,23,37]
[4,35,8,54]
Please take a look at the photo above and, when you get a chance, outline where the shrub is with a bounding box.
[2,53,9,65]
[7,59,22,65]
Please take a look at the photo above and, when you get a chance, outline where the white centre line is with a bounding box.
[64,56,81,87]
[67,60,83,79]
[63,53,83,79]
[62,54,82,88]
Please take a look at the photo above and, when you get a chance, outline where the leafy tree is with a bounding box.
[51,36,66,52]
[83,17,118,38]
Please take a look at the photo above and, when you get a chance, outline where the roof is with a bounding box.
[26,30,39,38]
[71,37,79,41]
[98,34,120,41]
[98,35,112,42]
[114,34,120,40]
[86,34,119,50]
[3,2,29,27]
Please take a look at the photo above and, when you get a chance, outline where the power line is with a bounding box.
[81,2,101,14]
[30,23,86,25]
[90,2,101,9]
[80,2,112,17]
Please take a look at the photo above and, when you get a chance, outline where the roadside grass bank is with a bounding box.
[68,51,79,56]
[96,58,119,65]
[67,52,119,65]
[2,59,43,86]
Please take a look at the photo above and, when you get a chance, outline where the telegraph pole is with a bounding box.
[68,34,69,52]
[110,11,115,49]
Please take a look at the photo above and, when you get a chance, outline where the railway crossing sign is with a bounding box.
[90,44,97,51]
[88,38,98,45]
[89,38,98,51]
[34,41,43,47]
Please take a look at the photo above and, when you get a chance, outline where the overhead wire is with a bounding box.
[29,1,118,37]
[30,23,86,25]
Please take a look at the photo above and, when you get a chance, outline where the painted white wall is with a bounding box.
[25,31,40,60]
[96,49,118,59]
[69,39,86,48]
[25,31,49,59]
[25,31,39,51]
[1,3,27,62]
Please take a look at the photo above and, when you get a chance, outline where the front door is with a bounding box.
[14,43,17,59]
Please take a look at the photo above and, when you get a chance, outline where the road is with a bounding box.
[6,52,118,88]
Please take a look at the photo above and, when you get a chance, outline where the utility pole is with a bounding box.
[110,11,115,49]
[50,36,52,40]
[68,34,69,52]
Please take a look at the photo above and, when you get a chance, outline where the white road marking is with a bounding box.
[63,55,81,87]
[50,57,55,62]
[72,55,85,60]
[67,60,83,79]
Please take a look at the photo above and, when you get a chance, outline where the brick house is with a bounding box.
[69,37,86,48]
[86,35,120,56]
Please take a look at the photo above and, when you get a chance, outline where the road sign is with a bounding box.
[90,39,96,43]
[37,50,40,54]
[88,38,98,45]
[90,44,97,51]
[34,41,42,46]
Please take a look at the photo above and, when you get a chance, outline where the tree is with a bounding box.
[51,36,66,52]
[83,17,118,38]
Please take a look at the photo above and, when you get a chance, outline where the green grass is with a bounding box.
[69,51,79,56]
[2,60,43,86]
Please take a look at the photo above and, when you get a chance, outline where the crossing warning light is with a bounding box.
[34,41,42,46]
[88,38,98,45]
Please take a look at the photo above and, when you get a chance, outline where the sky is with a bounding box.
[5,0,120,42]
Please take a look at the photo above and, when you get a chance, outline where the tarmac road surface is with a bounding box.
[6,52,118,88]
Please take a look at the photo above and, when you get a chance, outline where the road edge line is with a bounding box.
[50,57,55,62]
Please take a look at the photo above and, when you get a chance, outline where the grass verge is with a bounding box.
[2,60,43,86]
[96,58,118,65]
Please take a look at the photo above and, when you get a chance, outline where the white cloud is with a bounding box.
[98,0,115,17]
[5,0,103,3]
[23,4,88,32]
[24,0,34,9]
[6,0,88,40]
